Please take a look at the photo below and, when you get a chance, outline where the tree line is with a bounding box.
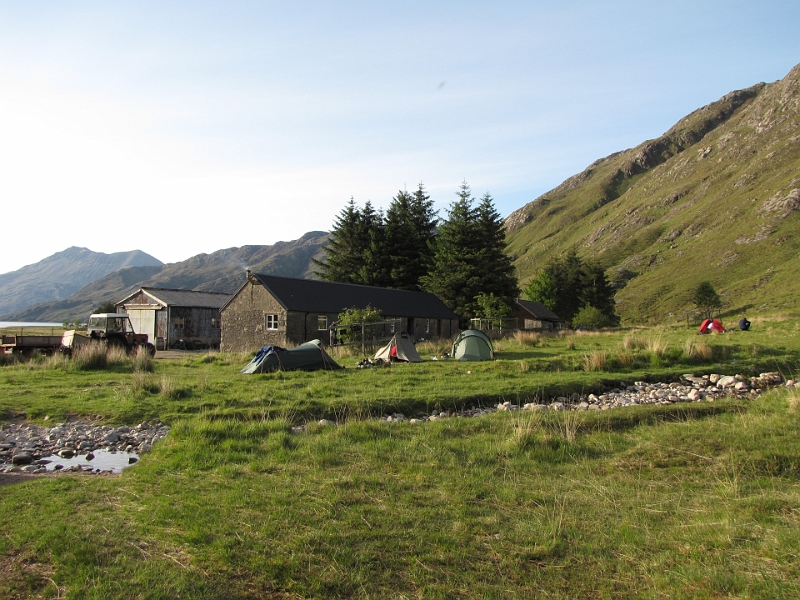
[314,182,518,320]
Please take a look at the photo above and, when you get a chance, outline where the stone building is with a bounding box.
[116,287,231,350]
[221,272,460,352]
[512,299,565,331]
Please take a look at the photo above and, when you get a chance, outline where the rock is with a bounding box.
[85,453,95,461]
[128,457,138,464]
[11,452,33,466]
[570,393,581,403]
[734,381,749,391]
[687,389,703,401]
[709,374,721,384]
[103,431,120,443]
[318,419,335,426]
[550,402,565,411]
[717,376,737,388]
[58,449,75,458]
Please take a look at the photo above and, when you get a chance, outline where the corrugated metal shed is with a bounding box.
[117,287,231,309]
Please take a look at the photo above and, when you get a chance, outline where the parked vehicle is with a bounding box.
[0,334,64,356]
[62,313,156,356]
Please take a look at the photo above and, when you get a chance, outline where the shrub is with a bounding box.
[571,305,614,330]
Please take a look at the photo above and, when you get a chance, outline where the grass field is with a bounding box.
[1,321,799,598]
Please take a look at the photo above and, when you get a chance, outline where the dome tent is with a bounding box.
[374,332,423,363]
[240,339,343,373]
[452,330,494,361]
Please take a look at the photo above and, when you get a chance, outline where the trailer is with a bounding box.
[0,334,65,356]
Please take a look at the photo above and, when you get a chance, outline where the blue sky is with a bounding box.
[1,1,798,274]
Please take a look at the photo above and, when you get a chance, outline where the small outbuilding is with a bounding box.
[221,272,460,353]
[116,287,231,350]
[513,299,565,331]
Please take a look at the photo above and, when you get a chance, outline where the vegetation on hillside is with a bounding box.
[506,63,800,324]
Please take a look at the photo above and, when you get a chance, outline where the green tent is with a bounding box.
[452,330,494,361]
[240,339,343,374]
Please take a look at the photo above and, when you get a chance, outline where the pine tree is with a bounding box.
[382,183,438,291]
[474,192,518,311]
[421,182,517,319]
[313,198,366,284]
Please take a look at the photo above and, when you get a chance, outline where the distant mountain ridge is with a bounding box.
[2,232,329,322]
[0,247,163,317]
[506,62,800,323]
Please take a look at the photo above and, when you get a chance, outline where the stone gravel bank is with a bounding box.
[312,372,793,428]
[1,420,168,475]
[2,373,794,473]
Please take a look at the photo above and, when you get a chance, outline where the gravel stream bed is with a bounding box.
[2,372,794,473]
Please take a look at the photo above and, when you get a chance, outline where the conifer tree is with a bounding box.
[382,183,438,291]
[422,182,517,319]
[314,198,367,284]
[475,192,518,311]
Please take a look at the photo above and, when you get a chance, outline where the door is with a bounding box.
[127,308,156,345]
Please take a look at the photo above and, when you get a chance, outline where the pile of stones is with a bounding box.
[309,372,791,428]
[0,420,169,475]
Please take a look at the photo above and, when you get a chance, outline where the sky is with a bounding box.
[1,1,798,275]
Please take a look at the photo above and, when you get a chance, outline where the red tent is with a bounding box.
[699,318,725,334]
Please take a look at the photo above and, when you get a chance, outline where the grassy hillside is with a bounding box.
[506,63,800,324]
[5,232,328,323]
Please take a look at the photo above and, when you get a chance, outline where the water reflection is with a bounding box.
[38,449,140,474]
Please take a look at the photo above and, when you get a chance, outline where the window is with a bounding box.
[211,318,221,330]
[425,319,430,333]
[265,314,279,330]
[317,315,328,330]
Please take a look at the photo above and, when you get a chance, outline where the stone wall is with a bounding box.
[221,281,287,352]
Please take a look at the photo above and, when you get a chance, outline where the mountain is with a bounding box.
[0,247,163,317]
[2,232,328,322]
[506,63,800,324]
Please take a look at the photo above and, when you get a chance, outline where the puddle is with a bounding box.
[37,449,140,474]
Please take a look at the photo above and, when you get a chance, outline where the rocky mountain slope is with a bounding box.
[2,232,328,322]
[0,247,163,317]
[506,63,800,324]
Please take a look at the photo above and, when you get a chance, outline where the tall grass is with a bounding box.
[684,338,713,362]
[583,350,608,371]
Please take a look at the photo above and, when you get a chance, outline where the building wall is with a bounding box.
[167,306,222,348]
[221,280,461,352]
[221,281,288,352]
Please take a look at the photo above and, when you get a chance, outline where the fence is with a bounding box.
[330,319,403,355]
[468,318,518,334]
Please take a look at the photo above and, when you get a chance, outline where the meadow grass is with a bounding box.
[1,319,799,598]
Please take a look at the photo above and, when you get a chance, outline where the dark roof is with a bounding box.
[515,299,563,322]
[242,274,459,320]
[118,287,231,309]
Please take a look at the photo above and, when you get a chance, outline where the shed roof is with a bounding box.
[233,274,459,320]
[118,287,231,309]
[515,299,563,322]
